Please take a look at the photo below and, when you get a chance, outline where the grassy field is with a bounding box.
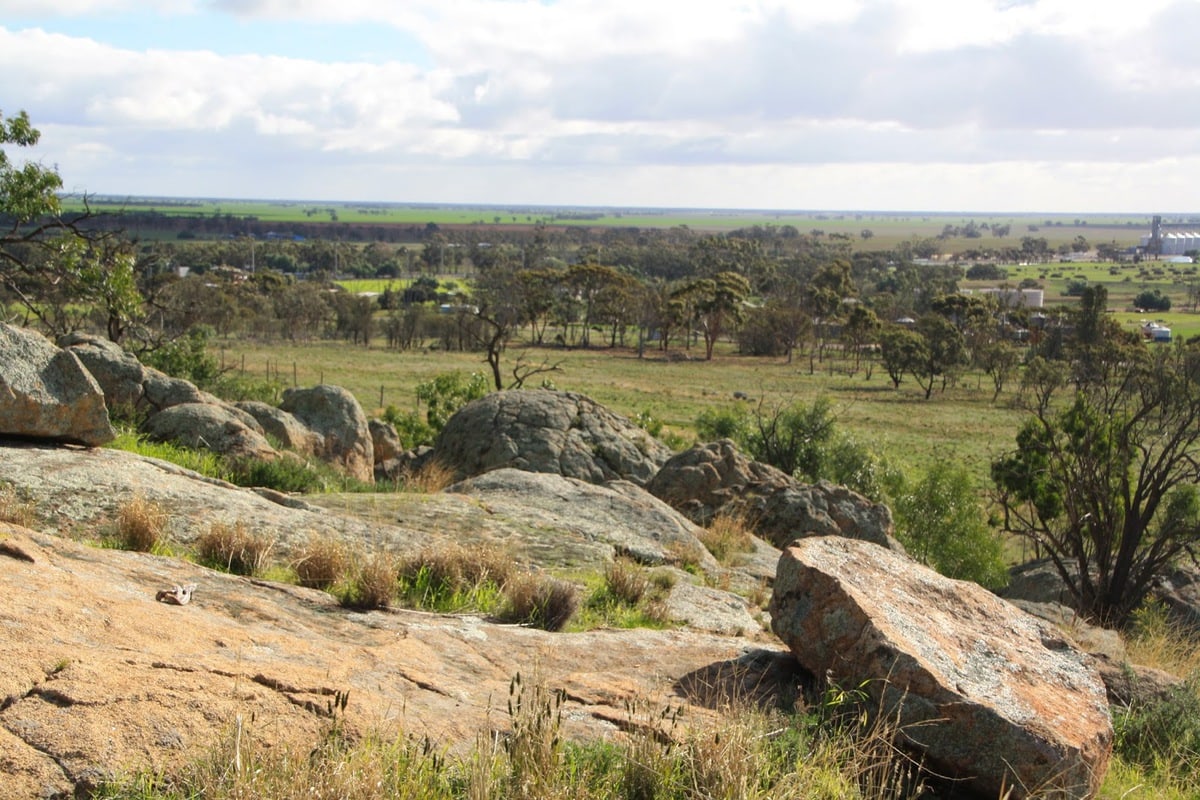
[213,337,1026,490]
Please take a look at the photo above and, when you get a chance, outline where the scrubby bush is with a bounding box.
[886,461,1008,590]
[340,551,397,610]
[502,574,579,632]
[395,544,514,612]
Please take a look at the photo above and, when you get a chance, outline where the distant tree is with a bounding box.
[880,325,925,389]
[912,314,967,399]
[1134,288,1172,312]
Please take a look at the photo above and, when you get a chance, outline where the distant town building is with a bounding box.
[978,287,1044,308]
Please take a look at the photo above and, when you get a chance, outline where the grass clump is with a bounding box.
[115,495,169,553]
[501,573,580,632]
[400,459,457,493]
[0,482,36,528]
[395,543,514,613]
[698,512,756,565]
[292,536,350,590]
[338,551,398,610]
[195,520,275,576]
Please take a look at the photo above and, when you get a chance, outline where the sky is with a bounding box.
[2,0,1199,213]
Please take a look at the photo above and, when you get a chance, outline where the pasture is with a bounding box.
[212,337,1027,492]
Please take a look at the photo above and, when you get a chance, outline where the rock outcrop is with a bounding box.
[647,440,897,550]
[236,400,322,455]
[143,402,278,461]
[447,468,719,571]
[0,522,780,798]
[368,418,402,463]
[770,536,1112,800]
[279,385,374,483]
[431,390,672,485]
[0,324,115,446]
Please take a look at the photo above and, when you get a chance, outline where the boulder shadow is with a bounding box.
[673,648,815,712]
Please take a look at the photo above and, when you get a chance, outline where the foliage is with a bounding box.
[992,343,1200,626]
[395,544,514,613]
[292,536,350,590]
[141,326,222,386]
[500,574,580,632]
[0,482,37,528]
[339,551,397,610]
[1115,674,1200,784]
[1134,287,1172,311]
[887,462,1008,590]
[381,404,436,449]
[415,371,490,432]
[698,513,757,564]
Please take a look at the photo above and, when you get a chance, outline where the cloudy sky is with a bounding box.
[2,0,1199,212]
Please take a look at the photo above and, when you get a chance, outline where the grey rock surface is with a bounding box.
[647,440,898,550]
[280,384,374,482]
[431,390,672,485]
[143,402,277,460]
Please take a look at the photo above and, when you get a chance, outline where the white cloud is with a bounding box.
[4,0,1200,210]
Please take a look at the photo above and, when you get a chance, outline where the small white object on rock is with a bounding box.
[155,584,196,605]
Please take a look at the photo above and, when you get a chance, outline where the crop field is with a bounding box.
[61,195,1159,249]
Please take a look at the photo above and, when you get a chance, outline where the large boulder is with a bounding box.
[368,417,403,463]
[432,390,672,485]
[143,402,277,461]
[0,324,115,446]
[770,536,1112,800]
[647,440,897,550]
[237,400,321,455]
[59,331,148,412]
[279,385,374,483]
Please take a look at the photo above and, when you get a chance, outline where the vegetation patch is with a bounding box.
[195,520,275,576]
[113,494,170,553]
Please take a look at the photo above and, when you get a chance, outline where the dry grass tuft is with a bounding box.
[0,483,36,528]
[402,459,457,493]
[195,520,275,576]
[293,536,350,590]
[502,573,580,632]
[698,512,757,565]
[396,542,515,592]
[1126,600,1200,677]
[604,557,650,607]
[341,551,397,610]
[116,494,169,552]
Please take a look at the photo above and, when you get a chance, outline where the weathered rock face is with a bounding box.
[237,400,321,455]
[0,522,780,798]
[280,385,374,483]
[0,324,115,446]
[447,468,720,572]
[143,402,278,461]
[368,417,403,463]
[59,331,148,411]
[647,440,897,550]
[433,390,672,486]
[770,537,1112,800]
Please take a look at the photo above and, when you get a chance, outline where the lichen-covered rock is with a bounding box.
[143,402,277,461]
[237,400,321,455]
[770,536,1112,800]
[432,390,671,485]
[59,331,147,412]
[0,324,115,446]
[279,385,374,483]
[647,440,897,550]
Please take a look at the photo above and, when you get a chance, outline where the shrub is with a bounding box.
[195,520,275,576]
[1134,288,1172,312]
[293,536,350,590]
[225,455,334,494]
[1115,674,1200,782]
[381,406,435,450]
[116,495,169,552]
[502,574,579,632]
[415,371,490,432]
[142,326,221,386]
[400,459,456,493]
[340,552,397,610]
[888,461,1008,590]
[601,557,650,607]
